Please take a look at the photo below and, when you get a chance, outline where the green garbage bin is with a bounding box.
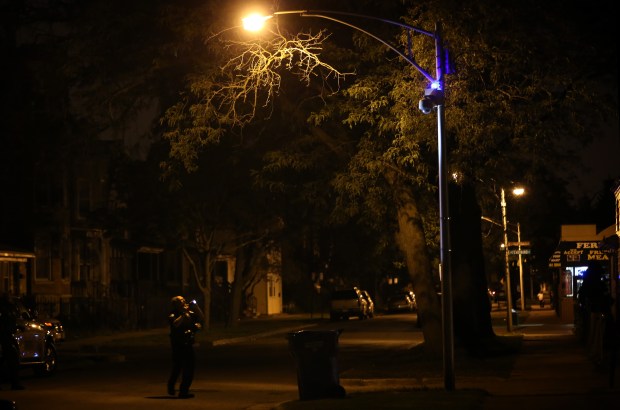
[512,309,519,326]
[286,329,346,401]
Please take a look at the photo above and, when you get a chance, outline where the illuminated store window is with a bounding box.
[562,266,588,297]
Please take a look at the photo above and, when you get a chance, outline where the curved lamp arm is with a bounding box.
[244,9,445,87]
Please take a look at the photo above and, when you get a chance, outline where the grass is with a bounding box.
[276,389,489,410]
[343,333,522,380]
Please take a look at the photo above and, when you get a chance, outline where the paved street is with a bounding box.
[1,308,618,410]
[0,312,421,410]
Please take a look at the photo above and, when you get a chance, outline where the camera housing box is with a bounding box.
[418,87,444,115]
[419,97,435,114]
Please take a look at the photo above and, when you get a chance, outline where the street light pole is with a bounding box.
[517,222,525,311]
[434,25,454,390]
[501,188,514,332]
[242,9,454,390]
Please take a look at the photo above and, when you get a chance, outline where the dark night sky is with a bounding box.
[562,0,618,199]
[571,124,619,201]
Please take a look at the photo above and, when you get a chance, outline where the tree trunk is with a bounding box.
[228,255,246,328]
[388,172,443,356]
[202,253,212,331]
[228,244,264,327]
[182,247,212,330]
[449,182,495,354]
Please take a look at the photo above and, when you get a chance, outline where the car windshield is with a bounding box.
[331,290,358,300]
[389,295,409,302]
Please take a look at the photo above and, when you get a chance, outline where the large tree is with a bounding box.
[162,0,616,355]
[36,0,616,353]
[325,0,616,352]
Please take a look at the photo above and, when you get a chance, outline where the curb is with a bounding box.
[210,323,318,346]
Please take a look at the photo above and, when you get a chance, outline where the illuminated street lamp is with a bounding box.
[483,215,528,312]
[243,9,454,390]
[509,185,526,313]
[501,186,524,332]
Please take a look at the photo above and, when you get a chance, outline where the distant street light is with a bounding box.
[501,186,524,332]
[516,222,525,311]
[242,8,455,390]
[481,215,528,312]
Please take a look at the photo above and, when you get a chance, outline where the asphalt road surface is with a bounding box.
[0,312,422,410]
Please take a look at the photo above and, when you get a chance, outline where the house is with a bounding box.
[1,140,282,330]
[0,247,35,297]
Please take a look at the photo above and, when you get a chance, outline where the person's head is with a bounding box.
[170,296,187,312]
[585,261,603,280]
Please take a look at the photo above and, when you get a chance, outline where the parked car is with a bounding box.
[359,290,375,318]
[488,283,506,305]
[39,316,66,343]
[402,290,417,311]
[0,297,58,376]
[386,292,415,313]
[329,288,367,321]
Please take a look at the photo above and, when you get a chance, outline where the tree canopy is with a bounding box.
[3,0,616,352]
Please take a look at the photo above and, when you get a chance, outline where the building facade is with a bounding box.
[548,223,618,325]
[0,141,282,330]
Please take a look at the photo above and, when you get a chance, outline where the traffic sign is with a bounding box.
[509,249,531,255]
[506,241,531,247]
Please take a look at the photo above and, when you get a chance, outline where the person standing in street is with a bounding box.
[0,295,24,390]
[537,290,545,308]
[167,295,204,399]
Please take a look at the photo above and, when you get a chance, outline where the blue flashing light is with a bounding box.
[430,81,442,91]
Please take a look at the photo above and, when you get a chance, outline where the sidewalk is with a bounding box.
[274,308,619,410]
[478,307,618,409]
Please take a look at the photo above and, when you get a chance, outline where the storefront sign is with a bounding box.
[548,241,613,267]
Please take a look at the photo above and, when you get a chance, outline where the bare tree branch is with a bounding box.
[175,28,352,129]
[162,26,354,174]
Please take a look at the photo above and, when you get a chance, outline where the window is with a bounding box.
[35,233,52,281]
[1,263,10,291]
[61,239,70,280]
[562,266,588,297]
[111,247,131,281]
[34,170,63,210]
[76,177,91,218]
[137,252,160,281]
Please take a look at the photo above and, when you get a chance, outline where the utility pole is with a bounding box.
[501,188,513,332]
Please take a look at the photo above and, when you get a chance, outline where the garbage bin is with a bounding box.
[286,329,346,401]
[511,309,519,326]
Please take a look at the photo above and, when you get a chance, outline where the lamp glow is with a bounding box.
[242,13,271,31]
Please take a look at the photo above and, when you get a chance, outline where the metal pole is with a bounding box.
[501,188,513,332]
[438,100,454,391]
[517,223,525,311]
[530,272,534,302]
[435,22,454,392]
